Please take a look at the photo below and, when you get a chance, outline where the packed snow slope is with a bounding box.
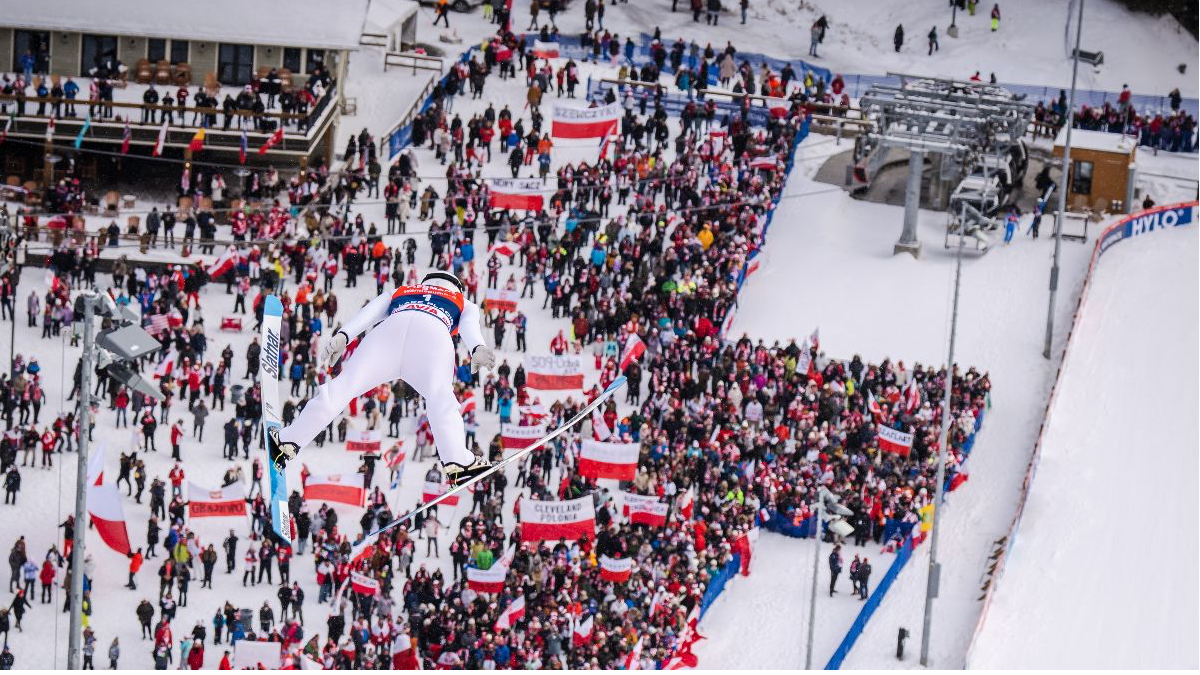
[968,223,1200,670]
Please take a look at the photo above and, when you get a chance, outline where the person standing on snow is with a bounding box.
[270,271,496,486]
[927,26,939,55]
[828,544,842,596]
[990,3,1001,31]
[894,24,904,52]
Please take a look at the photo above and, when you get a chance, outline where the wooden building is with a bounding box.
[1053,127,1137,214]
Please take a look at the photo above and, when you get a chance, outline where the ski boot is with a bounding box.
[267,427,300,472]
[444,455,494,487]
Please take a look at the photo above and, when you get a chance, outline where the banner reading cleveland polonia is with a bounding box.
[484,288,520,313]
[421,480,461,506]
[303,474,366,507]
[345,429,382,452]
[621,491,669,526]
[599,555,634,582]
[188,480,248,518]
[551,102,621,139]
[466,564,508,593]
[519,495,596,542]
[877,425,914,456]
[525,355,583,390]
[578,439,639,481]
[500,423,546,452]
[489,178,545,211]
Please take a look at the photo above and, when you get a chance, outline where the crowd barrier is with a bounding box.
[962,200,1198,667]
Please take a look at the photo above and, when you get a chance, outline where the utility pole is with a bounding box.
[66,296,95,669]
[1043,0,1085,359]
[919,205,966,666]
[805,495,825,669]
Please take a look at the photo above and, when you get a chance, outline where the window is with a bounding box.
[147,38,167,63]
[305,48,325,74]
[218,43,254,85]
[170,40,189,65]
[12,30,51,74]
[283,47,302,73]
[81,34,119,76]
[1071,159,1094,195]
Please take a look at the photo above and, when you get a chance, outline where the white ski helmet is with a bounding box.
[422,271,465,294]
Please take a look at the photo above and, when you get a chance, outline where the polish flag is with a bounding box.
[619,334,645,371]
[350,572,379,596]
[622,492,668,526]
[625,637,644,671]
[750,155,779,171]
[903,379,921,414]
[877,425,914,456]
[466,564,508,594]
[519,495,596,543]
[532,40,560,58]
[153,348,178,379]
[205,245,239,278]
[45,115,55,141]
[384,444,406,468]
[599,555,633,583]
[745,257,761,278]
[303,473,367,507]
[591,407,611,441]
[598,127,614,160]
[352,543,376,567]
[422,480,460,506]
[460,390,477,415]
[345,429,382,452]
[86,459,131,557]
[151,119,168,156]
[259,127,284,154]
[551,102,621,139]
[526,355,584,390]
[578,440,639,481]
[867,391,884,421]
[677,488,694,520]
[489,178,544,211]
[765,96,791,118]
[483,288,520,313]
[488,240,520,257]
[120,121,132,155]
[495,596,526,631]
[500,423,546,451]
[573,615,594,646]
[187,480,248,518]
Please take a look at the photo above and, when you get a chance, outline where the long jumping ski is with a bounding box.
[353,375,628,550]
[259,294,293,542]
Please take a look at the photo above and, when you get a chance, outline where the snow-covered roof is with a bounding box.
[1054,127,1136,155]
[364,0,420,34]
[2,0,370,51]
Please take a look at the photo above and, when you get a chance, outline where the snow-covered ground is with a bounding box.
[693,531,894,669]
[967,223,1200,670]
[729,127,1096,668]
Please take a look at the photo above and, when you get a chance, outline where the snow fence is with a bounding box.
[963,200,1198,667]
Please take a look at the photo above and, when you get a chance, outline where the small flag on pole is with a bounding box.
[73,112,91,148]
[120,120,132,155]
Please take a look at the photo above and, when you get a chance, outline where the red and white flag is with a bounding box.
[350,571,379,596]
[87,482,131,555]
[903,379,921,414]
[303,473,367,507]
[591,407,612,441]
[749,155,778,171]
[745,257,762,277]
[578,439,639,481]
[619,334,646,371]
[765,96,791,118]
[345,429,382,452]
[867,391,884,421]
[259,127,284,154]
[525,355,584,390]
[483,288,520,313]
[466,564,508,593]
[599,555,634,582]
[519,495,596,543]
[120,120,132,155]
[489,178,544,211]
[488,240,520,257]
[384,444,406,468]
[153,348,178,379]
[151,119,168,156]
[187,480,248,518]
[205,245,239,278]
[422,480,460,506]
[495,596,526,631]
[877,425,914,456]
[573,615,594,646]
[551,102,621,139]
[532,40,560,59]
[678,488,694,520]
[500,423,546,451]
[810,327,820,351]
[625,637,644,670]
[45,115,55,141]
[460,390,477,415]
[622,492,668,526]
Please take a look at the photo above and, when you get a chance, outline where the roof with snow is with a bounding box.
[1054,127,1136,155]
[2,0,370,51]
[364,0,420,34]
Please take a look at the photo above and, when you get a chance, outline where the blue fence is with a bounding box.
[384,46,481,161]
[825,535,916,669]
[699,553,743,618]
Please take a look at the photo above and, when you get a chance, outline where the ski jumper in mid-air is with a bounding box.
[269,271,496,484]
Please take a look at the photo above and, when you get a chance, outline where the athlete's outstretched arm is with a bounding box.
[460,300,494,371]
[340,290,393,339]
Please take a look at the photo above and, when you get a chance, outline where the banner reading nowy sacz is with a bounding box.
[525,355,584,390]
[551,102,621,139]
[520,495,596,542]
[489,178,545,211]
